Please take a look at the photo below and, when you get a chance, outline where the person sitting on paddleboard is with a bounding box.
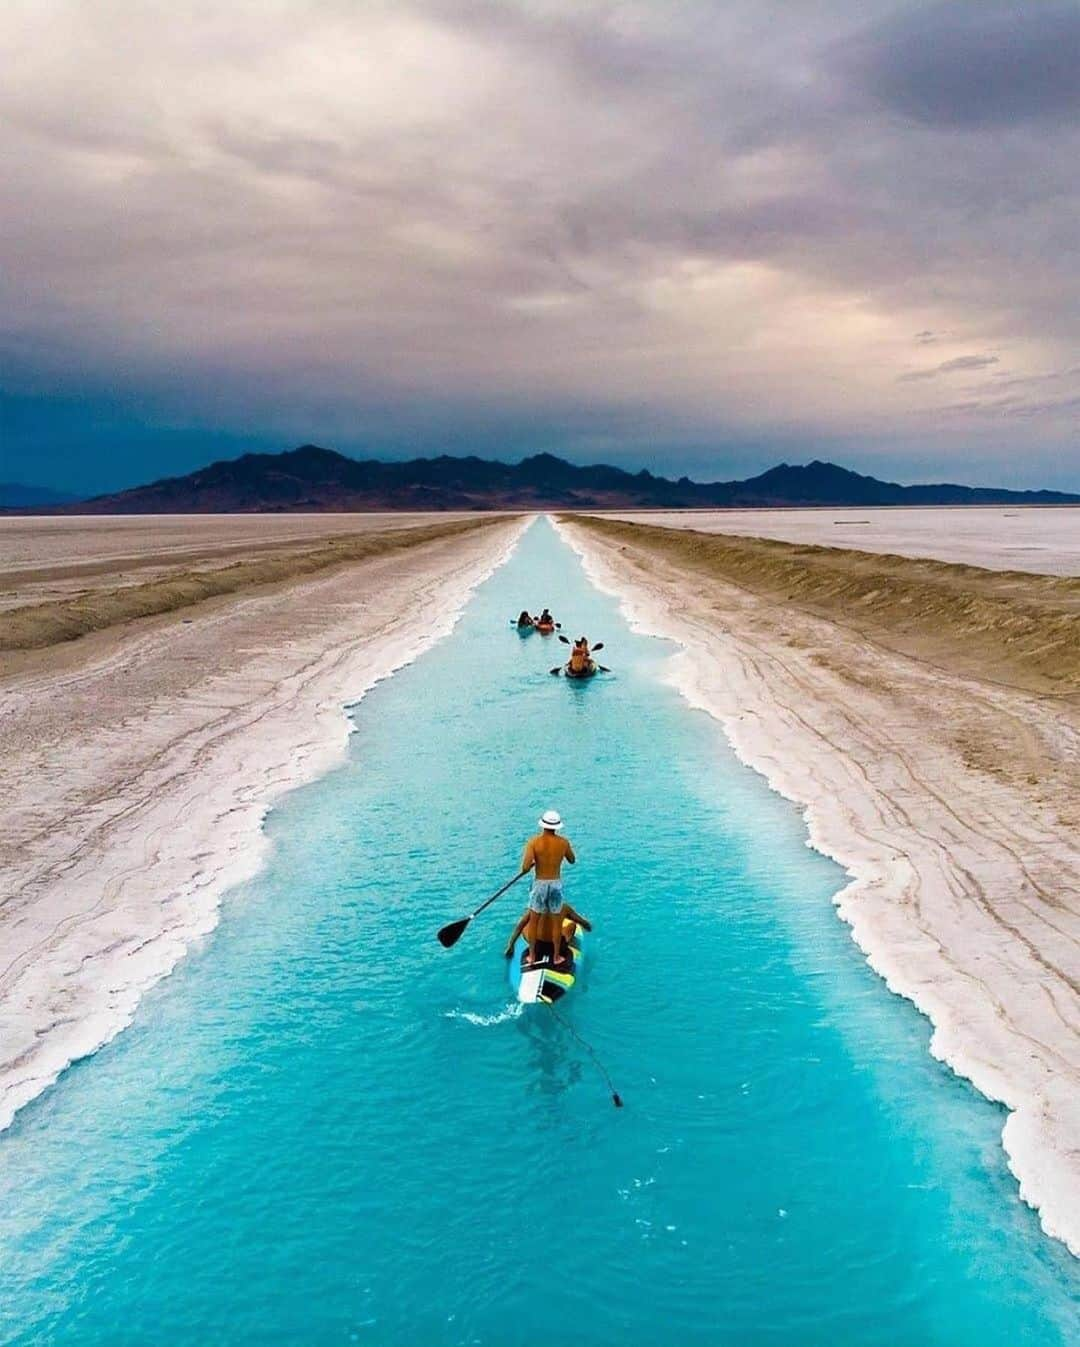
[503,897,592,961]
[512,809,582,967]
[568,636,594,676]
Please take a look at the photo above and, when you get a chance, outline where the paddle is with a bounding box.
[437,871,526,948]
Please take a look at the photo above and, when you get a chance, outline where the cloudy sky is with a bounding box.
[2,0,1078,493]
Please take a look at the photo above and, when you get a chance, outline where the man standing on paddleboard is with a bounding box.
[518,809,578,968]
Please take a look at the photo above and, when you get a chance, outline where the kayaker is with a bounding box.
[515,809,577,967]
[537,608,555,630]
[516,609,533,628]
[568,636,594,677]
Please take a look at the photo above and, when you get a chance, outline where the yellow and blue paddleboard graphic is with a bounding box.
[509,919,584,1004]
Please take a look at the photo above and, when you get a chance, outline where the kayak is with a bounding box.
[508,917,584,1004]
[536,623,556,635]
[563,660,597,679]
[510,619,535,633]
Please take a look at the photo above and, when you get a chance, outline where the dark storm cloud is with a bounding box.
[0,0,1077,493]
[840,1,1080,127]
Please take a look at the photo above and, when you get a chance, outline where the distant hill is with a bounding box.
[0,482,79,508]
[17,446,1080,513]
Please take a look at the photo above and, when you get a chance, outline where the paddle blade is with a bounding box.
[558,634,570,644]
[612,1092,624,1108]
[596,664,611,673]
[437,917,470,948]
[549,666,562,675]
[592,642,604,651]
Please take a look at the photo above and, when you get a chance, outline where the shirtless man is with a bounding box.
[505,809,590,967]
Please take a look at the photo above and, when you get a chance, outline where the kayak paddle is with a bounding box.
[437,871,526,948]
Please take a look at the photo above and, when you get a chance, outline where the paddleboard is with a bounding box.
[508,918,584,1004]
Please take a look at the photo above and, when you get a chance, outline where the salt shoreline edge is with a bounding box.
[557,517,1079,1261]
[0,518,530,1136]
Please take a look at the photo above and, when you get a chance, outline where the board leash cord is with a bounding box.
[549,1004,624,1108]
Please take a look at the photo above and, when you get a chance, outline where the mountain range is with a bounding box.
[11,446,1080,512]
[0,482,79,508]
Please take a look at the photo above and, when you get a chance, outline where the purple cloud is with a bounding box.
[898,355,1000,382]
[840,2,1080,127]
[0,0,1077,492]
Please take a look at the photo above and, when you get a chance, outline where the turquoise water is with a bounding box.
[1,519,1076,1346]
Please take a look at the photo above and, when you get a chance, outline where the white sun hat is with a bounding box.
[539,809,563,831]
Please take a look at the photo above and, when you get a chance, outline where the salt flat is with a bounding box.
[0,512,483,612]
[597,506,1080,576]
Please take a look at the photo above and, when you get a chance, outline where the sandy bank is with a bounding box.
[0,515,526,1131]
[560,515,1080,1257]
[574,518,1080,698]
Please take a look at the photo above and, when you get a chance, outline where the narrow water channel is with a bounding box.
[1,518,1075,1346]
